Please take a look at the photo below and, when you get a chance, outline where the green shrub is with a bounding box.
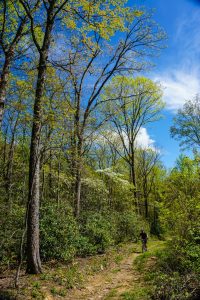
[151,271,199,300]
[112,211,148,243]
[151,236,200,300]
[40,204,78,261]
[150,218,164,237]
[81,213,114,254]
[0,203,25,270]
[75,235,97,257]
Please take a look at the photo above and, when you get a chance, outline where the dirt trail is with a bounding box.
[0,241,163,300]
[63,246,143,300]
[61,240,165,300]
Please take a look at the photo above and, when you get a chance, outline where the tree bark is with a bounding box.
[26,0,55,273]
[130,150,139,213]
[26,55,46,274]
[26,152,41,274]
[144,175,148,219]
[26,57,49,273]
[74,139,82,218]
[48,149,53,199]
[75,166,82,218]
[57,158,61,206]
[5,121,17,208]
[0,52,13,128]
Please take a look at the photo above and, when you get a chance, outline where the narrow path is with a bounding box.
[66,251,140,299]
[60,241,163,300]
[0,241,164,300]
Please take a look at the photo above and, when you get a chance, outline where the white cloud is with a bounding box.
[135,127,156,150]
[95,127,156,151]
[155,70,200,111]
[153,7,200,112]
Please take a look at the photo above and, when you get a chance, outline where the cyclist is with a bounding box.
[140,229,148,252]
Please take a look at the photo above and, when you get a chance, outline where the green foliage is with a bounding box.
[75,235,97,257]
[151,271,197,300]
[77,210,147,256]
[149,233,200,299]
[170,95,200,149]
[96,168,134,211]
[121,287,151,300]
[81,213,114,254]
[52,265,83,289]
[102,76,164,124]
[112,211,148,243]
[0,204,25,270]
[150,212,164,237]
[136,154,200,299]
[40,204,78,262]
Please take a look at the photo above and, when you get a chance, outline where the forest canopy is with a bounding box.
[0,1,199,299]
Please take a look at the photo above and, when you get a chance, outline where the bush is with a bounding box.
[0,203,25,270]
[75,235,97,257]
[112,211,148,243]
[40,204,79,262]
[151,237,200,300]
[150,218,164,237]
[151,271,199,300]
[80,213,114,254]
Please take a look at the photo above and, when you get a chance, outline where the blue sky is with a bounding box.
[127,0,200,168]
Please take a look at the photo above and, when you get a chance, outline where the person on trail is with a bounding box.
[140,229,148,252]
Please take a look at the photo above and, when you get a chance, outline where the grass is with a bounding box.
[134,239,167,270]
[120,286,152,300]
[99,240,167,300]
[104,288,118,299]
[116,240,168,300]
[50,286,67,297]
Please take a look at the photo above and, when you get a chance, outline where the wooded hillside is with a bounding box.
[0,1,199,299]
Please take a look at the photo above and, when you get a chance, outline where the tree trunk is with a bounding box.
[74,137,83,218]
[41,168,45,203]
[57,158,61,206]
[2,124,8,178]
[0,52,13,128]
[26,54,48,274]
[48,149,53,199]
[5,116,19,208]
[26,1,55,272]
[144,196,148,219]
[130,152,136,190]
[75,166,82,218]
[144,176,148,219]
[26,153,41,274]
[130,150,139,213]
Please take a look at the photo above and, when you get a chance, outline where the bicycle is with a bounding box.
[141,239,147,253]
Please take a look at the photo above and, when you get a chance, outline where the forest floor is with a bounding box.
[0,240,166,300]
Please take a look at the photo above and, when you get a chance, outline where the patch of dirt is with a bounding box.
[0,241,165,300]
[63,249,141,299]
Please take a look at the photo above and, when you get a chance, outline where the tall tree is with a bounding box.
[1,75,32,207]
[19,0,71,274]
[0,0,35,128]
[136,148,160,218]
[102,76,164,198]
[170,95,200,150]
